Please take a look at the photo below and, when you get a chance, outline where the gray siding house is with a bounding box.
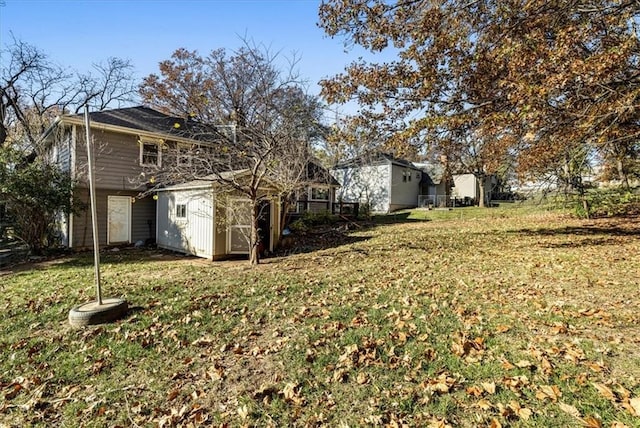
[43,106,339,257]
[43,106,211,249]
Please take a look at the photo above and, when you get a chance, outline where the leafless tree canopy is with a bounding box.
[140,41,328,264]
[1,37,137,157]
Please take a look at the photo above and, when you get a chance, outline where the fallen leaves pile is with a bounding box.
[1,208,639,426]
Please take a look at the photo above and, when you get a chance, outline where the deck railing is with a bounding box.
[418,195,477,208]
[294,200,360,217]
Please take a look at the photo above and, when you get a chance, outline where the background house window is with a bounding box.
[311,187,329,200]
[140,141,161,167]
[176,204,187,218]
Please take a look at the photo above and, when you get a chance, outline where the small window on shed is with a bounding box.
[176,204,187,218]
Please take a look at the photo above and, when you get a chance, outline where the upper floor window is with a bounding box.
[402,170,412,182]
[139,138,163,167]
[177,144,194,167]
[311,187,329,201]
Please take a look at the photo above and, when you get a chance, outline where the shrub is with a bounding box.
[288,210,336,233]
[0,149,84,254]
[574,187,640,218]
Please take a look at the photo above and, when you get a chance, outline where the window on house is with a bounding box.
[288,191,301,212]
[176,204,187,218]
[311,187,329,201]
[402,171,408,182]
[140,139,163,167]
[177,144,194,167]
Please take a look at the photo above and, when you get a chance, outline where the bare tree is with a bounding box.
[1,37,137,158]
[140,41,326,265]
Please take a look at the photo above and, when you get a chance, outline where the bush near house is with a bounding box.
[0,150,84,255]
[288,210,336,233]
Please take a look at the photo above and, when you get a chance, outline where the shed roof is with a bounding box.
[158,161,340,192]
[156,169,255,191]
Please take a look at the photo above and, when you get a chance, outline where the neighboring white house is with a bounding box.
[332,153,503,212]
[331,153,424,213]
[413,162,452,207]
[155,172,281,260]
[452,173,498,205]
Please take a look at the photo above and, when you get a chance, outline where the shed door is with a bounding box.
[182,194,214,258]
[227,199,252,254]
[107,196,131,244]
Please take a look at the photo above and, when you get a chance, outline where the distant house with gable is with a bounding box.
[331,153,425,213]
[331,152,501,212]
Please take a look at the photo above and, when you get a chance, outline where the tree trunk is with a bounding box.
[279,195,291,237]
[249,200,261,266]
[582,196,590,219]
[477,175,486,208]
[617,158,630,190]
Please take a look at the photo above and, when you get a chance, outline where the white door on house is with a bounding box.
[107,196,131,244]
[227,199,252,254]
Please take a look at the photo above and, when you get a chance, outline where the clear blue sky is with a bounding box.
[0,0,376,116]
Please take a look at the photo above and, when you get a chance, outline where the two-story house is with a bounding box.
[42,106,224,249]
[332,152,503,211]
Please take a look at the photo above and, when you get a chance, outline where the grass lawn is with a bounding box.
[1,205,639,427]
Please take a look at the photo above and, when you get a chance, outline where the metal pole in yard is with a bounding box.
[84,106,102,305]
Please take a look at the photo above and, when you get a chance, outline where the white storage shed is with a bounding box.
[156,177,281,260]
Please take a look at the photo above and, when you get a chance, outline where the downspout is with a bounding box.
[69,124,77,248]
[211,192,216,261]
[387,160,393,213]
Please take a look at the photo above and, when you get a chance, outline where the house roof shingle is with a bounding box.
[414,162,447,185]
[64,106,227,142]
[76,106,187,135]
